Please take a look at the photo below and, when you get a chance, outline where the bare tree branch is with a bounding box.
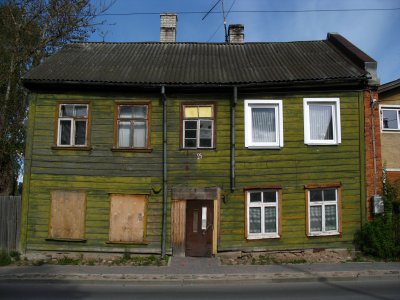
[0,0,114,195]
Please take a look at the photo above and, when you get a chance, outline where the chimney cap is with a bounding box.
[228,24,244,29]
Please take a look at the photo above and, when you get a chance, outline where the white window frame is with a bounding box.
[307,188,339,236]
[380,105,400,132]
[303,98,341,145]
[246,190,280,240]
[57,104,88,147]
[244,99,283,148]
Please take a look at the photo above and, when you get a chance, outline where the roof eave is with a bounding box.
[22,76,369,92]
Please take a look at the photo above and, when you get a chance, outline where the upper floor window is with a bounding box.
[182,104,214,149]
[57,104,89,147]
[304,98,341,145]
[116,104,150,149]
[381,106,400,131]
[246,189,281,239]
[245,100,283,148]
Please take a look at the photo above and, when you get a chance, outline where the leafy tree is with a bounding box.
[0,0,113,195]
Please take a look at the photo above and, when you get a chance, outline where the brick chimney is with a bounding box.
[160,13,177,43]
[228,24,244,43]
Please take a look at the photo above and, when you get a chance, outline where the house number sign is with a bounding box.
[196,153,203,160]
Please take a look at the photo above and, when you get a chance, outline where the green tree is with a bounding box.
[0,0,113,195]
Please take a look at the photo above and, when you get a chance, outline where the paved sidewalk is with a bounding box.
[0,257,399,283]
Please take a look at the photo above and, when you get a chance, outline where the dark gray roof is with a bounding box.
[379,78,400,94]
[23,35,371,88]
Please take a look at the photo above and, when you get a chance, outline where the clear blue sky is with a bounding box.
[90,0,400,84]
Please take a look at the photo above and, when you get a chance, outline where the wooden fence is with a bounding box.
[0,196,22,251]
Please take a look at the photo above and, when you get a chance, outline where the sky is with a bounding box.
[91,0,400,84]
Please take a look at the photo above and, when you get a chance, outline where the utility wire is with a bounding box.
[202,0,222,20]
[98,7,400,16]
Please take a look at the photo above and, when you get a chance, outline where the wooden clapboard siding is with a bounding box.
[22,90,364,253]
[23,93,164,253]
[218,93,362,251]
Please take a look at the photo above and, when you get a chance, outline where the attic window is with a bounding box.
[182,104,215,149]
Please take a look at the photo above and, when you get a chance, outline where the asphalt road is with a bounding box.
[0,278,399,300]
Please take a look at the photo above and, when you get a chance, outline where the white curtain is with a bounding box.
[310,105,333,140]
[249,207,261,233]
[264,207,276,233]
[118,121,131,147]
[133,121,147,147]
[310,206,322,232]
[252,107,276,143]
[325,205,337,231]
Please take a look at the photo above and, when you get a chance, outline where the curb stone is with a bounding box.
[0,270,399,283]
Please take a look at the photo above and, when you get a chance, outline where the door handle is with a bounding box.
[202,223,213,235]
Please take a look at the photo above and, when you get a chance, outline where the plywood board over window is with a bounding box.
[109,194,148,243]
[49,190,86,241]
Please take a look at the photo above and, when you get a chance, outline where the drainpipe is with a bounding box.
[230,86,237,192]
[161,86,167,257]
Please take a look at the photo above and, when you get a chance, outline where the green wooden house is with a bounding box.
[21,17,381,257]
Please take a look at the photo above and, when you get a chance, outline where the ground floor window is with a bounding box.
[109,194,148,243]
[246,189,281,239]
[306,184,341,236]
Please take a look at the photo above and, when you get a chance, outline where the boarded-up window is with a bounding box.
[49,191,86,240]
[109,194,147,243]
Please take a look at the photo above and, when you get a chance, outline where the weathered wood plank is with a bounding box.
[171,200,186,257]
[0,196,22,251]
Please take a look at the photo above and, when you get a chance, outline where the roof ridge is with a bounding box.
[70,40,325,46]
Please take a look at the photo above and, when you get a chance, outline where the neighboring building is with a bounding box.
[379,79,400,190]
[20,14,381,257]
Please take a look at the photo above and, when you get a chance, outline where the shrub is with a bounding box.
[354,216,399,259]
[0,249,12,266]
[354,180,400,260]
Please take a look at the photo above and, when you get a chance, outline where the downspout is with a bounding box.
[230,86,237,192]
[161,86,167,257]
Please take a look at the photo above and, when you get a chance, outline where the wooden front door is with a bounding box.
[185,200,213,257]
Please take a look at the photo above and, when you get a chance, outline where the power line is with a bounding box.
[98,7,400,16]
[202,0,222,20]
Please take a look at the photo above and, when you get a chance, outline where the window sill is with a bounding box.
[307,232,340,237]
[180,147,216,151]
[247,234,280,240]
[106,241,148,245]
[52,145,92,151]
[111,147,153,153]
[45,238,87,242]
[305,142,340,146]
[246,146,282,149]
